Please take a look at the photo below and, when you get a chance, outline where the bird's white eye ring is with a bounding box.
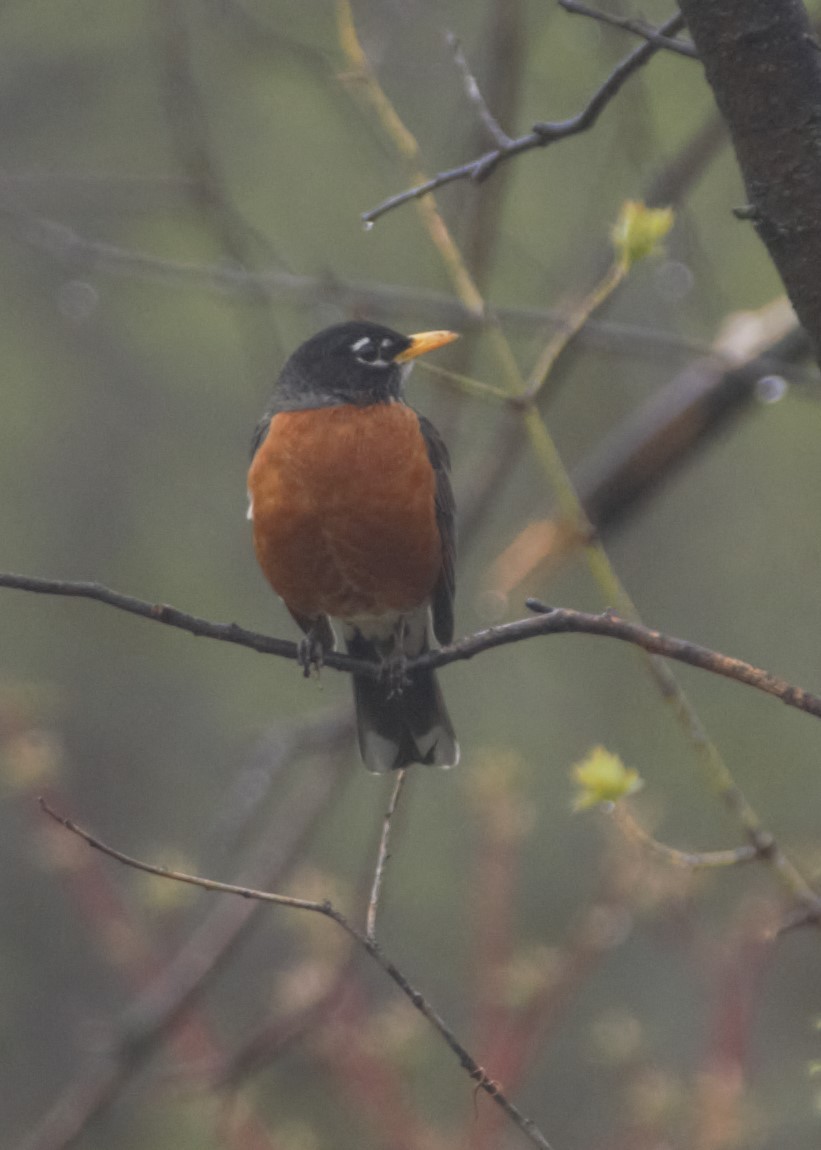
[351,335,391,366]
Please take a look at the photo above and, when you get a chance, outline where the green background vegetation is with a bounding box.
[2,2,821,1147]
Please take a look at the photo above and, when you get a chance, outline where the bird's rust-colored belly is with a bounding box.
[248,403,441,619]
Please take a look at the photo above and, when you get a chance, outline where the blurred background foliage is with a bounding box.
[2,1,821,1148]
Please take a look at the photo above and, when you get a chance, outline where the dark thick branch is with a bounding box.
[362,13,686,223]
[573,324,810,533]
[677,0,821,365]
[3,572,821,722]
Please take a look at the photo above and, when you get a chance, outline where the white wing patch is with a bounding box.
[246,491,254,520]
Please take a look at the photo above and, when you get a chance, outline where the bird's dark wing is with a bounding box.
[250,397,281,460]
[417,413,456,646]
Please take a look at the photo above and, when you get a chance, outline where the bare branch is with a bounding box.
[4,572,821,726]
[366,768,408,941]
[574,318,811,535]
[362,13,686,224]
[445,31,513,148]
[558,1,698,59]
[17,731,349,1150]
[40,799,555,1150]
[2,203,755,367]
[0,570,362,672]
[610,804,760,869]
[430,600,821,725]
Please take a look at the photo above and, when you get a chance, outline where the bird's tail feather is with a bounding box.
[345,633,458,773]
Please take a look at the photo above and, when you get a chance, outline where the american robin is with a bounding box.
[247,321,459,772]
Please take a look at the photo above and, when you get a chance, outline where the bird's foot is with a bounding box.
[297,616,335,679]
[297,634,325,678]
[380,651,411,699]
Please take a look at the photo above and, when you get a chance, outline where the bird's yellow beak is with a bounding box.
[394,330,459,363]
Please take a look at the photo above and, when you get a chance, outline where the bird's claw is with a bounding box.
[297,633,326,678]
[381,652,411,699]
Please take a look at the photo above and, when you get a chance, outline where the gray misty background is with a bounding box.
[2,2,821,1149]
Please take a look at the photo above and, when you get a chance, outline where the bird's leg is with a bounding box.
[382,616,411,699]
[292,612,335,678]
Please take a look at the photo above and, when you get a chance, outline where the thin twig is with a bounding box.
[558,0,698,59]
[446,32,513,147]
[362,13,686,223]
[16,733,349,1150]
[39,799,555,1150]
[366,768,408,941]
[9,204,813,378]
[340,0,821,1003]
[610,804,760,869]
[6,573,821,727]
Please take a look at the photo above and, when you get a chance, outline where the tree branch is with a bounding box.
[436,599,821,723]
[446,31,514,148]
[3,202,753,366]
[16,729,350,1150]
[366,768,408,941]
[558,1,698,58]
[4,572,821,722]
[362,12,686,224]
[676,0,821,366]
[39,799,554,1150]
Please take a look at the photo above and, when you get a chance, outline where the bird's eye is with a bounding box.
[350,336,387,366]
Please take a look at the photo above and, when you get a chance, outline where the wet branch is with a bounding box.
[39,798,555,1150]
[362,12,686,223]
[3,572,821,723]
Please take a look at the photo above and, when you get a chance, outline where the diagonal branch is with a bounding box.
[446,31,514,149]
[39,799,555,1150]
[558,0,698,58]
[362,12,686,223]
[16,729,349,1150]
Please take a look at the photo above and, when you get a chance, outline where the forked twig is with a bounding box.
[558,0,698,58]
[39,798,555,1150]
[363,13,686,223]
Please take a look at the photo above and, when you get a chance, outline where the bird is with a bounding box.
[247,320,459,772]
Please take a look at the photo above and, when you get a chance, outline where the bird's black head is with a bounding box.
[274,321,458,410]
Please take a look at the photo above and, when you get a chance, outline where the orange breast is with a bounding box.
[248,403,442,620]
